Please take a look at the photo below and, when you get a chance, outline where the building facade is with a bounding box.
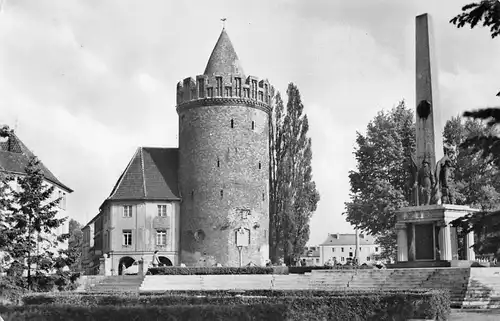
[300,246,321,266]
[0,125,72,272]
[81,28,273,272]
[319,233,379,265]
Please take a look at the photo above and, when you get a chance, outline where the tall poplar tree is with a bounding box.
[269,83,320,265]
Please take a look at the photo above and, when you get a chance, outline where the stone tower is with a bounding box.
[176,28,273,267]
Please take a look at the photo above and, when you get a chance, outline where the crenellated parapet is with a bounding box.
[176,74,274,114]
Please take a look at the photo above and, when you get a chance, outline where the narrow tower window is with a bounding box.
[251,121,255,130]
[262,193,265,201]
[217,158,220,167]
[191,190,194,199]
[220,190,224,198]
[258,162,261,169]
[231,119,234,128]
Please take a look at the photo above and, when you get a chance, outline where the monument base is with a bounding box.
[395,204,479,263]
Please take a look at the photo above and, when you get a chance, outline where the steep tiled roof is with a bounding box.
[0,129,72,192]
[204,28,245,77]
[320,233,376,246]
[106,147,180,202]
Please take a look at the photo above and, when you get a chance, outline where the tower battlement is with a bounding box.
[176,75,274,113]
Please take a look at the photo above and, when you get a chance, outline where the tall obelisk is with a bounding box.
[415,13,443,170]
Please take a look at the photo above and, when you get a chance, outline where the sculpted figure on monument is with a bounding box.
[434,155,454,204]
[418,158,433,205]
[406,154,419,206]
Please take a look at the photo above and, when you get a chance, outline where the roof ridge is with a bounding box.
[108,148,141,199]
[140,147,147,198]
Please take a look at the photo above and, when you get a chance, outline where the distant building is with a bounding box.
[319,233,379,265]
[0,125,72,272]
[300,246,321,266]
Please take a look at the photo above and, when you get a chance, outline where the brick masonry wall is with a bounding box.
[178,104,269,267]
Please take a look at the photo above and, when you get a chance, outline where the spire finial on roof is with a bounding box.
[221,17,227,30]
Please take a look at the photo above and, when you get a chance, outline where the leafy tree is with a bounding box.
[344,101,415,260]
[4,156,68,289]
[0,172,13,274]
[443,116,500,210]
[269,83,320,265]
[448,1,500,259]
[450,0,500,39]
[65,219,83,272]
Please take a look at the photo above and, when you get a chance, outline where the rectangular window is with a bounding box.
[123,230,132,246]
[331,248,335,252]
[265,84,269,103]
[123,205,132,218]
[58,191,62,208]
[235,78,242,97]
[341,257,345,262]
[341,247,344,252]
[216,77,222,96]
[375,247,379,252]
[158,205,167,217]
[225,87,232,97]
[251,80,257,99]
[207,87,213,98]
[244,88,249,98]
[367,257,371,261]
[258,91,263,101]
[156,230,167,246]
[349,252,353,257]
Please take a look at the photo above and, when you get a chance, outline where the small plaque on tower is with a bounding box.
[236,227,250,247]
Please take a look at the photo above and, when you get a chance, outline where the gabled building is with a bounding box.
[81,147,180,275]
[319,233,379,265]
[0,125,73,270]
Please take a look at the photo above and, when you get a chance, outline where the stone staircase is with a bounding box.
[85,275,145,293]
[420,268,470,307]
[462,268,500,308]
[136,267,500,309]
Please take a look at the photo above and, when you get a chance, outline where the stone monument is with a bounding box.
[394,13,478,267]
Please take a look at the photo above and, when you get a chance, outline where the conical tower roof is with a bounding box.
[204,28,245,77]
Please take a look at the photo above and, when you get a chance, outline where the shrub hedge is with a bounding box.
[0,304,286,321]
[20,289,451,320]
[147,266,288,275]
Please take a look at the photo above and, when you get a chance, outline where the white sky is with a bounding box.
[1,0,499,246]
